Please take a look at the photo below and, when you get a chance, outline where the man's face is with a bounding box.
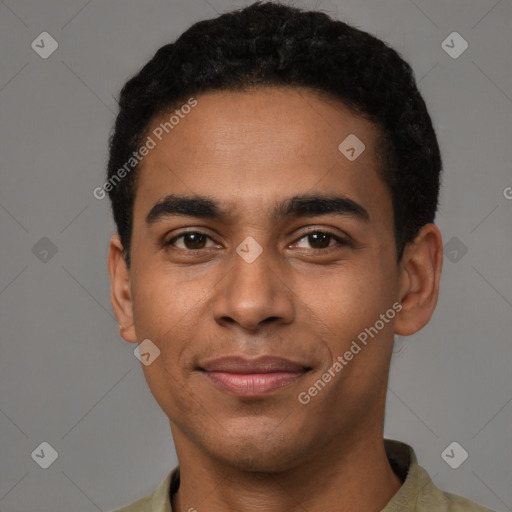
[122,87,403,470]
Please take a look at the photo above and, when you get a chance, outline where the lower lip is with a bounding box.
[203,371,306,397]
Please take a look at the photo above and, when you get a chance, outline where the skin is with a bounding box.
[108,86,443,512]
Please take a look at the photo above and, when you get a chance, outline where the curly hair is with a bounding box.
[106,1,442,267]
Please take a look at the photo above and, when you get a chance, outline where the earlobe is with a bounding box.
[394,224,443,336]
[108,234,137,343]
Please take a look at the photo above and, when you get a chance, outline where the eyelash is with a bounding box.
[164,229,351,253]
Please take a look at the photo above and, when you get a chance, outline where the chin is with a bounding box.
[205,429,311,473]
[216,448,299,473]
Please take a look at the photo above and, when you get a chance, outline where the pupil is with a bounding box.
[310,233,330,249]
[185,233,206,249]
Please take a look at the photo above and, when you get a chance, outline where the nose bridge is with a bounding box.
[212,239,294,330]
[232,239,275,292]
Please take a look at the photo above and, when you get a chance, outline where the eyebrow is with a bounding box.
[145,193,370,225]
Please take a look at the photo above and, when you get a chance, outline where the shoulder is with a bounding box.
[111,494,152,512]
[417,481,495,511]
[383,440,495,512]
[415,464,495,512]
[443,492,495,512]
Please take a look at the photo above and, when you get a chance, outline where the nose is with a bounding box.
[211,243,295,332]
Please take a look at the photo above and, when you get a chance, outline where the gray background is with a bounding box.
[0,0,511,511]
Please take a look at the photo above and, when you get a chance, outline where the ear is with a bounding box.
[395,224,443,336]
[108,234,137,343]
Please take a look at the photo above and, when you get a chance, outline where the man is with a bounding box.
[105,2,493,511]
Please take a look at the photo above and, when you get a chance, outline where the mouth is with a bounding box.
[198,355,312,397]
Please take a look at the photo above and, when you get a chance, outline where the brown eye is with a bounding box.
[307,232,331,249]
[295,231,349,250]
[167,232,214,250]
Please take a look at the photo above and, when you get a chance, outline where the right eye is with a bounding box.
[165,231,218,251]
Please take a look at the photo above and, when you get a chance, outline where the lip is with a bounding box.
[199,356,311,397]
[200,355,309,373]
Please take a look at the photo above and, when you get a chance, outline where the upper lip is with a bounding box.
[199,355,310,374]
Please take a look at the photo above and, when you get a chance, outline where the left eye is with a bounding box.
[294,231,348,250]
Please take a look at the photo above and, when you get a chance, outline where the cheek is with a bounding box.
[131,269,207,417]
[130,262,203,338]
[304,265,387,329]
[298,262,398,378]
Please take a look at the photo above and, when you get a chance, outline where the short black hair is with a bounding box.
[106,1,442,268]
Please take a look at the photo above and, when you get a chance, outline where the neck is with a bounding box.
[170,428,402,512]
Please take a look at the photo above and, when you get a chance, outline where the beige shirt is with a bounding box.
[111,439,494,512]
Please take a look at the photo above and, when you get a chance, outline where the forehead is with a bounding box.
[132,87,389,223]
